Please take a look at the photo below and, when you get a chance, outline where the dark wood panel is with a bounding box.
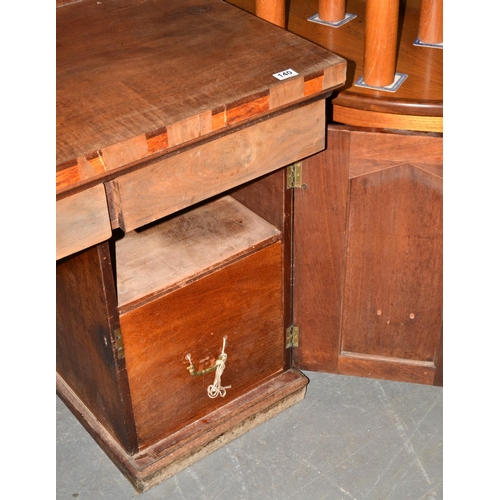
[433,327,443,387]
[348,128,443,177]
[56,243,138,452]
[230,168,288,233]
[230,168,294,369]
[337,353,435,385]
[119,242,284,449]
[341,163,442,362]
[292,128,351,372]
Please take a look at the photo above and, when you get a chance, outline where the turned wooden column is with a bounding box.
[255,0,285,27]
[318,0,346,23]
[363,0,399,87]
[418,0,443,44]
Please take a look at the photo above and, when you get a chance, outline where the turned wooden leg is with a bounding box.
[255,0,285,28]
[363,0,399,87]
[318,0,346,23]
[418,0,443,45]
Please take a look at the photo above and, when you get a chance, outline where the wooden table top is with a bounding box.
[56,0,346,196]
[228,0,443,119]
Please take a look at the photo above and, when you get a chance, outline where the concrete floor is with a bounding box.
[56,371,443,499]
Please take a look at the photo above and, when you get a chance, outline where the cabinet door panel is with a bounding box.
[339,163,442,384]
[291,129,350,372]
[293,126,443,385]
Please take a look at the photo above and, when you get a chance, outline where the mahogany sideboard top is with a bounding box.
[56,0,346,199]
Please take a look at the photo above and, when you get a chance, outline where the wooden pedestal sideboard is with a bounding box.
[56,0,346,492]
[57,0,443,492]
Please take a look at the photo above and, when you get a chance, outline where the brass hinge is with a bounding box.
[114,328,125,359]
[286,162,302,189]
[286,326,299,348]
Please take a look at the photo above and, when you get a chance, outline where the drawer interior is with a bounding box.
[115,195,281,312]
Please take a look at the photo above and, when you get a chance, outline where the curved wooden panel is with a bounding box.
[333,105,443,133]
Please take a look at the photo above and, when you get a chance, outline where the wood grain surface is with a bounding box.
[363,0,400,87]
[56,0,346,195]
[418,0,443,44]
[229,168,294,370]
[341,163,442,363]
[56,184,111,260]
[56,243,139,452]
[256,0,285,26]
[332,105,443,132]
[318,0,346,23]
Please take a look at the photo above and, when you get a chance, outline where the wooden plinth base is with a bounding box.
[57,369,308,493]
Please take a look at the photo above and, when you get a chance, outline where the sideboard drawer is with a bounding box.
[111,100,325,233]
[115,196,285,449]
[56,184,111,260]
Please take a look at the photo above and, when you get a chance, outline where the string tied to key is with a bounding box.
[185,336,231,398]
[207,336,231,398]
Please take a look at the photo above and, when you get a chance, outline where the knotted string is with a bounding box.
[207,336,231,398]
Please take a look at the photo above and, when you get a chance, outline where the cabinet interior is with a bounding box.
[114,194,283,312]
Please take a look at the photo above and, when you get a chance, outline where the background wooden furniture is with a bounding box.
[319,0,346,23]
[418,0,443,45]
[228,0,443,386]
[256,0,285,26]
[231,0,442,132]
[363,0,400,87]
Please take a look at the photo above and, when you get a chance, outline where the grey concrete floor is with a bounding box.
[56,371,443,499]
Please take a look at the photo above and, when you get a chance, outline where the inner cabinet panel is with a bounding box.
[293,125,443,385]
[341,165,442,363]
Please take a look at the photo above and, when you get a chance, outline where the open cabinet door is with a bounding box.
[292,125,443,386]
